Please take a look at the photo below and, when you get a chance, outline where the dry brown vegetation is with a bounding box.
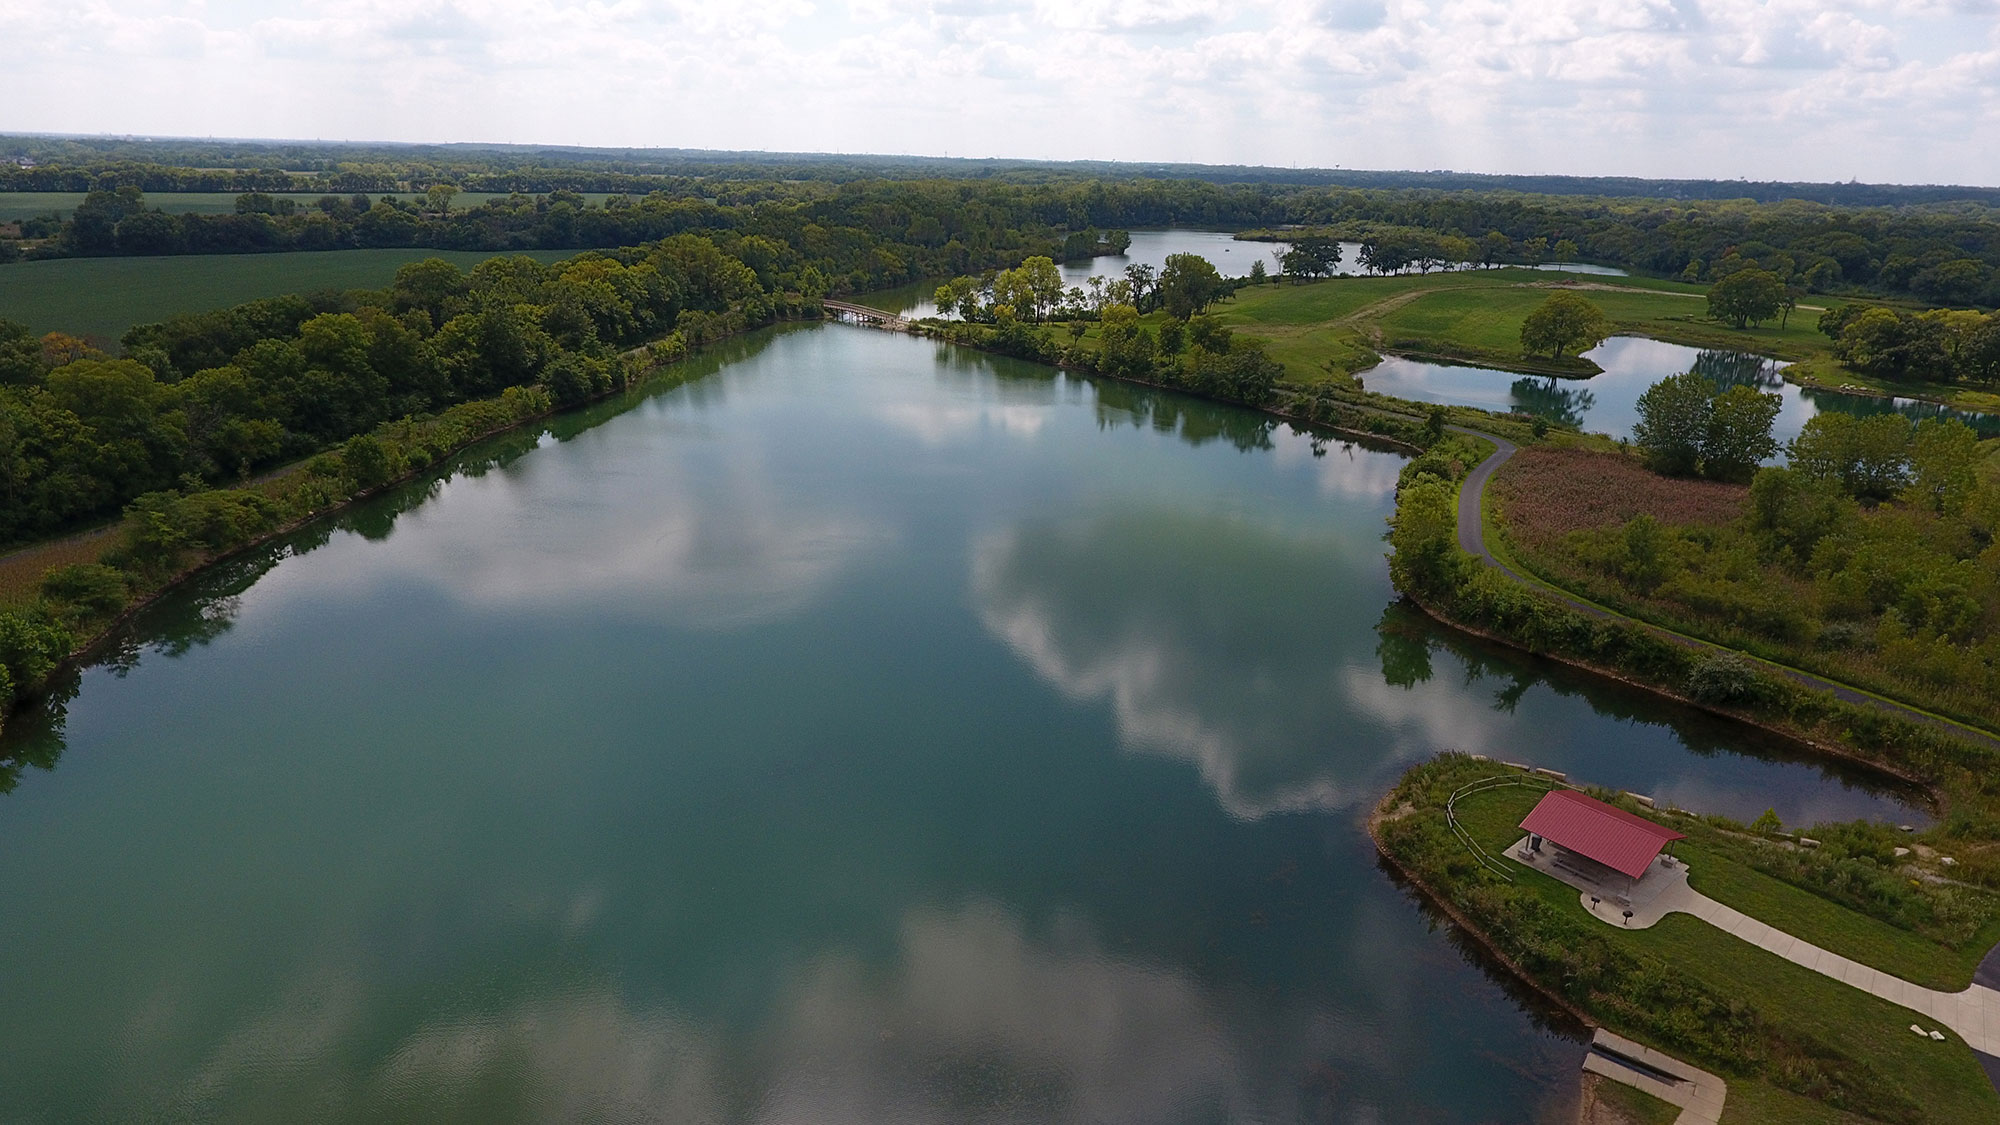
[0,524,120,608]
[1494,446,1747,548]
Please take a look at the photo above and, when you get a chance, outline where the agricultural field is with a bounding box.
[0,191,618,222]
[0,247,579,345]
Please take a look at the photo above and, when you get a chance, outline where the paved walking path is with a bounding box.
[1679,887,2000,1055]
[1511,835,2000,1054]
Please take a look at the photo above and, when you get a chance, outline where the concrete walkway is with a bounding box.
[1509,836,2000,1054]
[1584,1029,1728,1125]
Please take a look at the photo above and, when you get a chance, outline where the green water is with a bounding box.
[0,325,1923,1122]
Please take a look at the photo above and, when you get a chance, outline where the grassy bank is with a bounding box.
[0,248,579,346]
[1375,755,2000,1124]
[1202,271,1828,385]
[1486,444,2000,736]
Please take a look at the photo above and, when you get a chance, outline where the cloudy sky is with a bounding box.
[5,0,1999,184]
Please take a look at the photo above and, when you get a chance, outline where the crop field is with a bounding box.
[0,192,618,222]
[0,247,579,345]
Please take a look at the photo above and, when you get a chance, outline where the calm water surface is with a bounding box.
[0,326,1923,1122]
[870,230,1625,318]
[1363,336,2000,446]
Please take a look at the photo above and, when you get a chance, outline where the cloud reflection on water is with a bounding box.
[277,429,890,631]
[168,901,1392,1125]
[970,508,1427,819]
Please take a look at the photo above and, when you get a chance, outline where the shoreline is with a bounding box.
[5,313,820,729]
[1365,790,1600,1032]
[1397,585,1943,807]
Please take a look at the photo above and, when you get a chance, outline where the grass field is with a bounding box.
[1205,270,1835,385]
[0,247,580,345]
[0,192,618,222]
[1451,783,2000,1123]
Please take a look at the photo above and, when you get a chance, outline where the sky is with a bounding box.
[4,0,1999,185]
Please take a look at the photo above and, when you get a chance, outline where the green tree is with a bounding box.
[1552,238,1578,264]
[1701,385,1781,483]
[0,319,41,385]
[425,184,461,214]
[1518,292,1611,359]
[1904,418,1979,514]
[1284,236,1342,280]
[1632,372,1715,476]
[1620,514,1667,591]
[1158,253,1227,319]
[1707,269,1786,328]
[1788,412,1912,499]
[1387,477,1462,594]
[340,434,399,490]
[1248,259,1267,285]
[1123,263,1157,312]
[1095,304,1154,377]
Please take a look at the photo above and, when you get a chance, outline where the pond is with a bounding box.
[1361,335,2000,446]
[0,325,1925,1122]
[867,230,1626,318]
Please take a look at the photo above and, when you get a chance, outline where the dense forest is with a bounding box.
[7,135,1999,205]
[0,236,814,545]
[7,173,2000,308]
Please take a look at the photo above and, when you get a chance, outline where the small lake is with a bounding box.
[869,230,1625,318]
[0,325,1925,1122]
[1362,335,2000,447]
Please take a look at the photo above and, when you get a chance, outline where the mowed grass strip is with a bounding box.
[0,248,578,346]
[1450,786,2000,1123]
[1212,270,1830,384]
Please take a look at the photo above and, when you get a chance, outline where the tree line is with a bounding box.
[11,137,2000,206]
[8,174,2000,308]
[0,235,823,545]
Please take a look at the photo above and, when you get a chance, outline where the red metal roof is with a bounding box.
[1519,789,1685,880]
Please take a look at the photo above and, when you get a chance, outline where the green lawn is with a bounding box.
[1450,785,2000,1123]
[0,191,617,222]
[0,248,579,346]
[1206,271,1836,386]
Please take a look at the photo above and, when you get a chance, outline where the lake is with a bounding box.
[0,325,1924,1122]
[1361,335,2000,446]
[868,230,1625,318]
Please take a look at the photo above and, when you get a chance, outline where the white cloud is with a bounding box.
[0,0,1995,181]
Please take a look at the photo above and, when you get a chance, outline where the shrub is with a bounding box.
[1686,652,1768,704]
[40,563,130,618]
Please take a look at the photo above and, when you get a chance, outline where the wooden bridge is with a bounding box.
[822,300,912,332]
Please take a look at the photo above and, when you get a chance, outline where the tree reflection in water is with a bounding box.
[1507,376,1594,429]
[1372,603,1932,817]
[1687,349,1785,393]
